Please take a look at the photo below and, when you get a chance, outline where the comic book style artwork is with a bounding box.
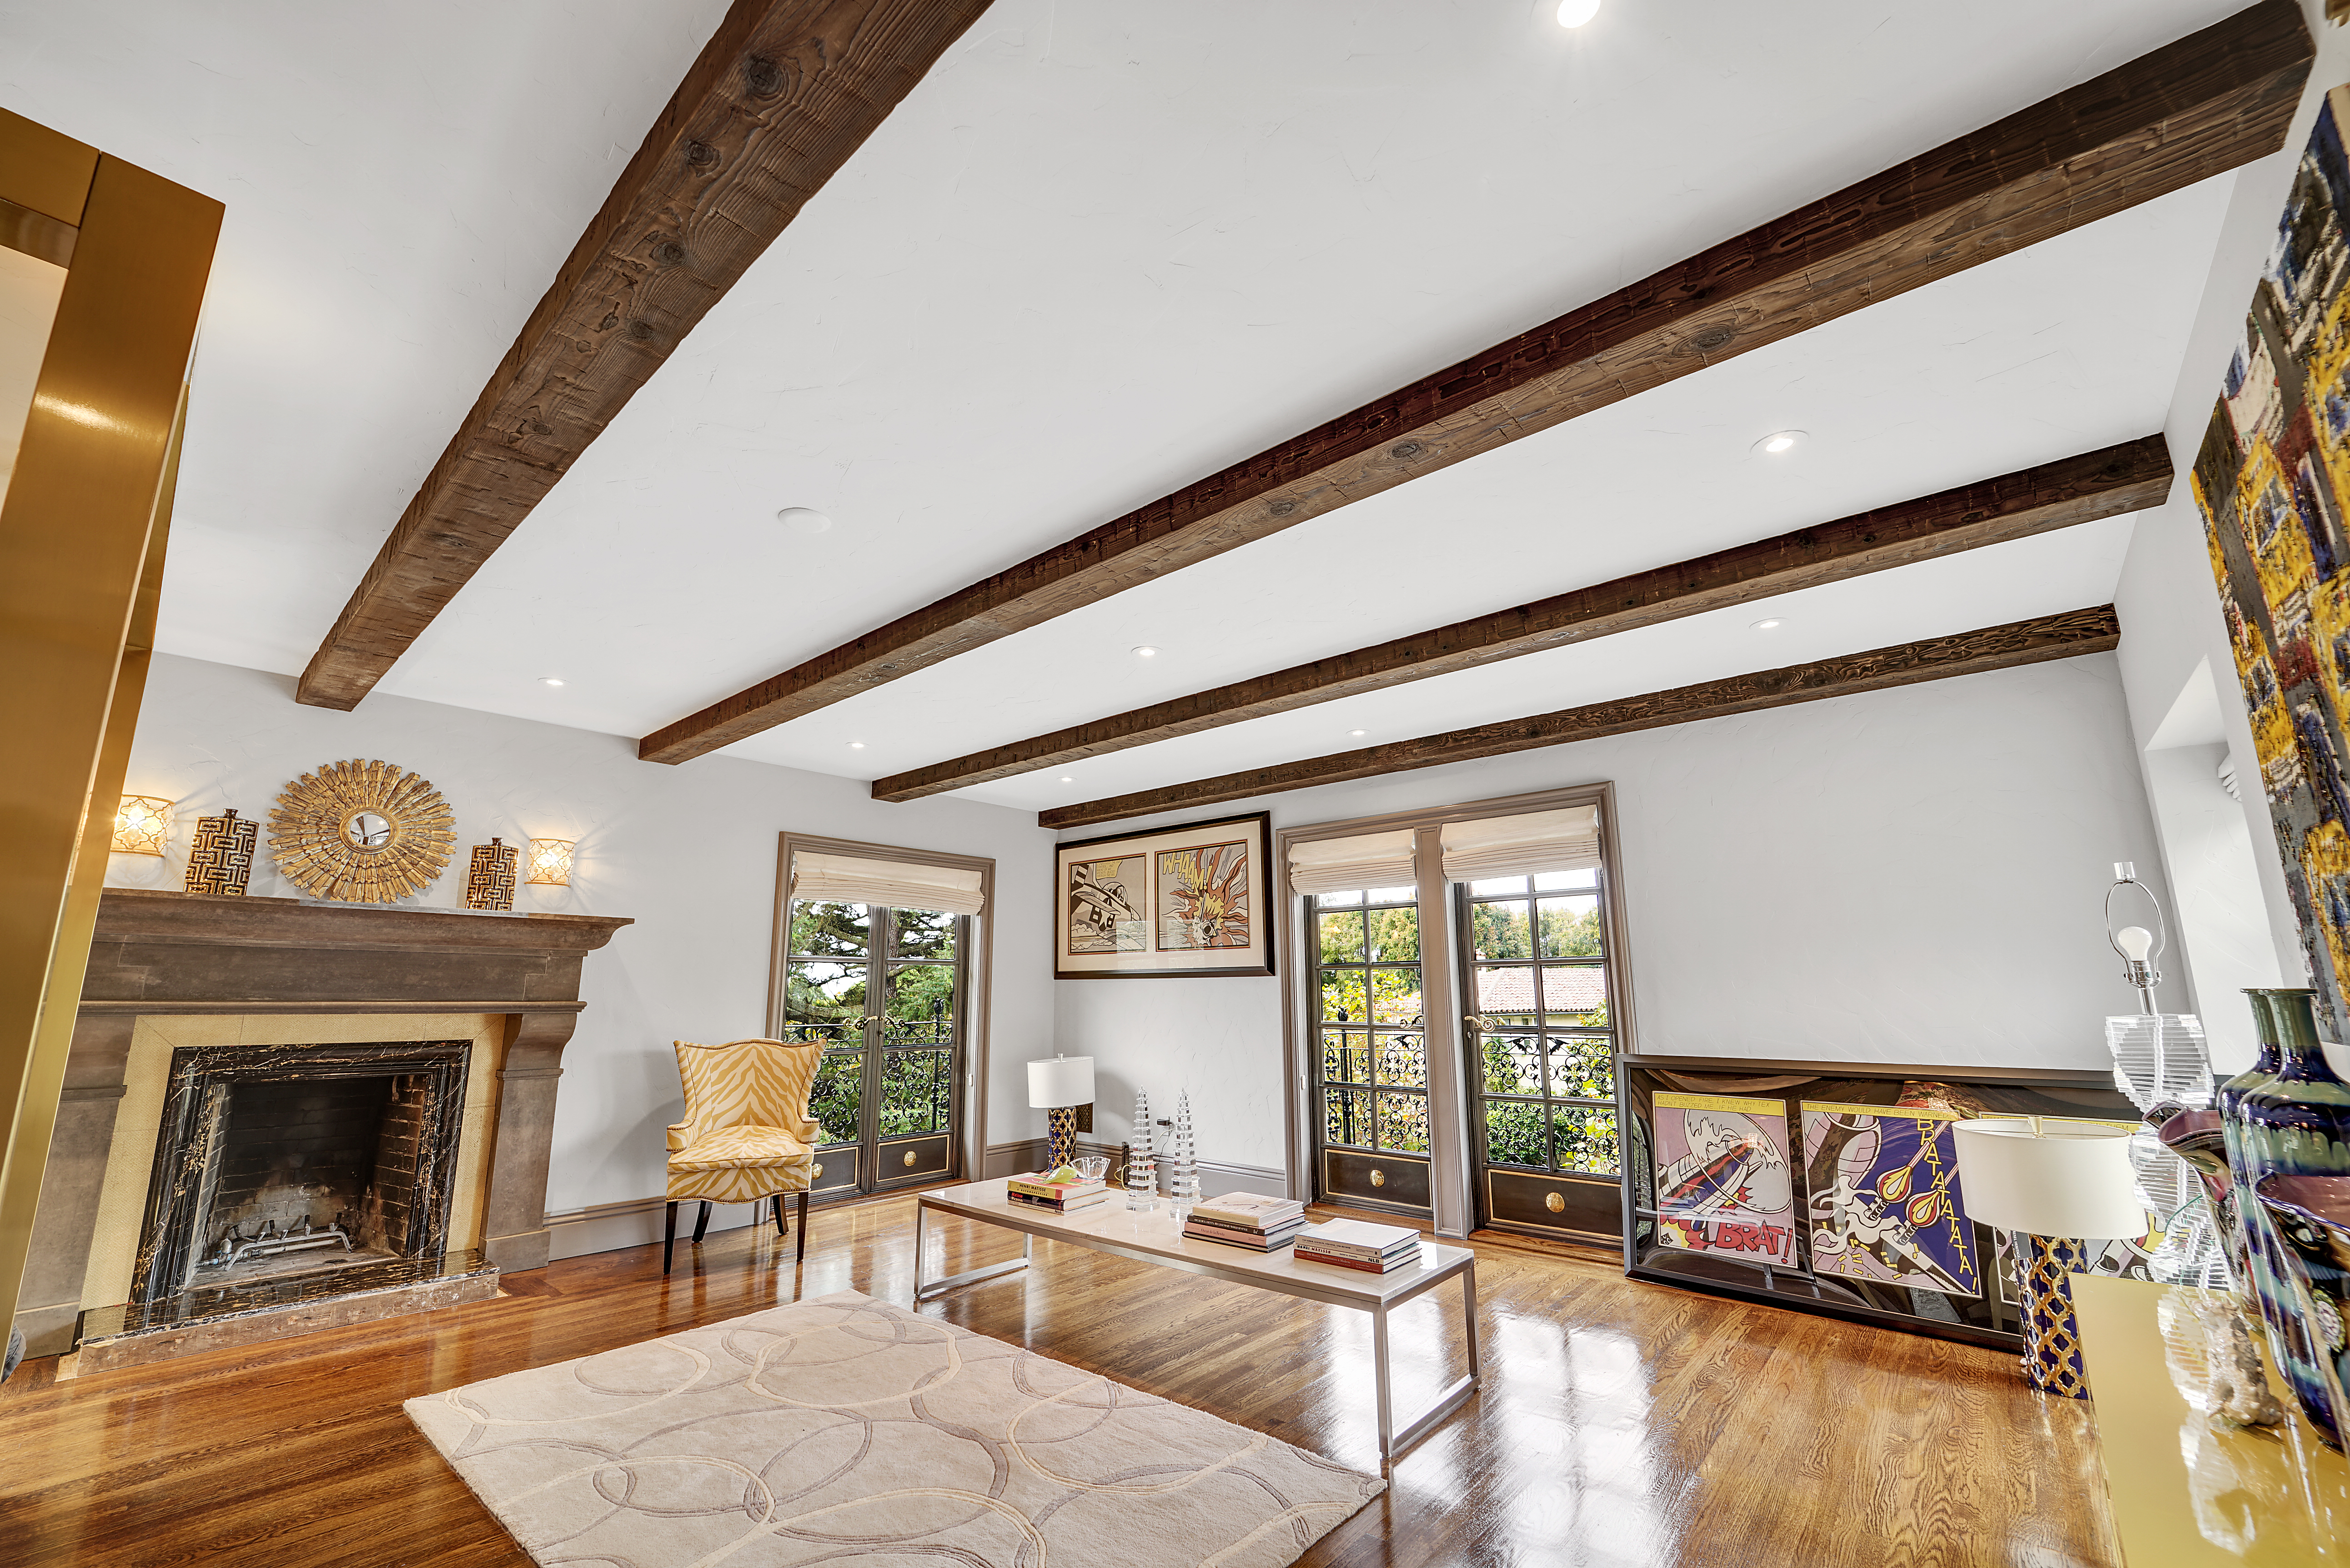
[2191,84,2350,1043]
[1650,1092,1797,1268]
[1801,1101,1980,1299]
[1156,840,1250,950]
[1983,1116,2160,1303]
[1066,856,1146,955]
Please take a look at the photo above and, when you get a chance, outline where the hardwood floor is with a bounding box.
[0,1196,2120,1567]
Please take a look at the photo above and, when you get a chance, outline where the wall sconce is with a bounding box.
[526,838,575,885]
[111,795,172,856]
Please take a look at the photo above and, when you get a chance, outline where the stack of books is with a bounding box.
[1006,1172,1110,1214]
[1182,1191,1306,1251]
[1292,1218,1423,1274]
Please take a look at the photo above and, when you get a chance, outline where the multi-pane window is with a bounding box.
[1465,869,1617,1177]
[1315,884,1428,1156]
[782,901,960,1155]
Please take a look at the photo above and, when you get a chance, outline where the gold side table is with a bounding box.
[2074,1274,2348,1563]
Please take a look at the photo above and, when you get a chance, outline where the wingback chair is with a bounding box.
[664,1037,824,1273]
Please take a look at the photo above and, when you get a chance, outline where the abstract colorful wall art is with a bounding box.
[1800,1101,1979,1298]
[1651,1091,1797,1268]
[2193,84,2350,1041]
[1052,812,1272,979]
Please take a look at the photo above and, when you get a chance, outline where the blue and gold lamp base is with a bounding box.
[1047,1105,1079,1171]
[2019,1233,2093,1398]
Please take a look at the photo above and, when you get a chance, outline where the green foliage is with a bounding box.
[791,901,869,957]
[1471,897,1602,960]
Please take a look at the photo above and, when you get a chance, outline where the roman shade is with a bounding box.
[1439,805,1601,884]
[1286,829,1418,897]
[789,851,985,916]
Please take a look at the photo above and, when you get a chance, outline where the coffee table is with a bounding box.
[911,1178,1479,1471]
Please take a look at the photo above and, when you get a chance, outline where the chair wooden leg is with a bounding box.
[772,1194,787,1236]
[797,1188,809,1263]
[692,1201,712,1243]
[663,1201,678,1275]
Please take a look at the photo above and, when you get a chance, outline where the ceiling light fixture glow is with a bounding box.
[776,506,833,535]
[1349,729,1368,738]
[848,741,866,749]
[1753,430,1806,456]
[1131,645,1159,658]
[1060,775,1075,783]
[1556,0,1601,26]
[1751,618,1785,631]
[539,676,566,687]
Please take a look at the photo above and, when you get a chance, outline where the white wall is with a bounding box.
[1059,653,2174,1175]
[106,654,1058,1217]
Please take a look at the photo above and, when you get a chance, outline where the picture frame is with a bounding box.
[1618,1055,2154,1349]
[1054,811,1274,979]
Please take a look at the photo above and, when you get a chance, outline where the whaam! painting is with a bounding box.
[1800,1102,1980,1299]
[2194,84,2350,1041]
[1651,1091,1797,1268]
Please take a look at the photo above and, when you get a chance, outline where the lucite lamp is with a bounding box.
[1027,1054,1094,1171]
[1952,1120,2148,1398]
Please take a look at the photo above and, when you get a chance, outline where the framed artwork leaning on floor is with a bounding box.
[1054,812,1273,979]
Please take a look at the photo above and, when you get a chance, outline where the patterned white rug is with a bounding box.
[406,1288,1382,1567]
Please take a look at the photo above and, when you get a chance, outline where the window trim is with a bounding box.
[770,831,998,1191]
[1274,781,1634,1239]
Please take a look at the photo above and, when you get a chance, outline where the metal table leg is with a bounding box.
[913,1198,1033,1302]
[1373,1258,1481,1474]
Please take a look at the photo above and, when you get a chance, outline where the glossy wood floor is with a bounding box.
[0,1196,2120,1568]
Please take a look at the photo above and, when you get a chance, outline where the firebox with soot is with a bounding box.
[131,1040,472,1305]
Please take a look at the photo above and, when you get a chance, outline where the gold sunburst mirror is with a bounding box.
[269,759,456,903]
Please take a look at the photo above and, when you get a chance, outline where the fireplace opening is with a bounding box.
[133,1040,472,1306]
[194,1073,439,1285]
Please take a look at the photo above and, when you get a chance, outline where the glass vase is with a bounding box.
[2229,987,2350,1447]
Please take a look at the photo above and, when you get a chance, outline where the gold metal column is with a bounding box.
[0,106,220,1351]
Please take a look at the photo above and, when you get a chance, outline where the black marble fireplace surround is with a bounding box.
[132,1040,472,1306]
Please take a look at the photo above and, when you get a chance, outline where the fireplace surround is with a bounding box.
[11,888,630,1360]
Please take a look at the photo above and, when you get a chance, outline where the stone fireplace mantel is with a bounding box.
[14,889,632,1357]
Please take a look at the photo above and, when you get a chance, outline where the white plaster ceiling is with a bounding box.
[0,0,2249,817]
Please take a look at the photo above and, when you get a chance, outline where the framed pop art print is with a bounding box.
[1054,812,1273,979]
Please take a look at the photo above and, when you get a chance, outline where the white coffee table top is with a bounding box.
[920,1178,1473,1308]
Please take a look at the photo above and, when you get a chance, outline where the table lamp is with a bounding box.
[1951,1119,2147,1398]
[1027,1054,1094,1171]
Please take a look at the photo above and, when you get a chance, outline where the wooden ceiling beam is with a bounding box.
[1034,607,2123,830]
[639,0,2307,764]
[872,437,2169,801]
[295,0,995,711]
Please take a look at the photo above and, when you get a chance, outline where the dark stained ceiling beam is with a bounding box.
[872,437,2170,801]
[1034,607,2124,830]
[639,0,2307,764]
[295,0,996,711]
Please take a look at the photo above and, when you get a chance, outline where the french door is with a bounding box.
[1458,868,1624,1242]
[779,899,965,1199]
[1308,881,1434,1218]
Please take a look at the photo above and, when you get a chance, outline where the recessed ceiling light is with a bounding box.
[1752,430,1806,456]
[1349,729,1368,738]
[1751,618,1785,631]
[848,741,866,749]
[1131,645,1159,658]
[1060,775,1075,783]
[1556,0,1601,26]
[539,676,565,687]
[776,506,832,535]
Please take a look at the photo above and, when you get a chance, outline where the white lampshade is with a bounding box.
[1951,1121,2146,1239]
[1027,1054,1095,1109]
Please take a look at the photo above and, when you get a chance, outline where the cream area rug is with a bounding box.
[405,1288,1382,1567]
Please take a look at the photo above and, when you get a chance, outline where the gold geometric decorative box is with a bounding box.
[268,759,455,903]
[183,807,258,896]
[465,837,519,911]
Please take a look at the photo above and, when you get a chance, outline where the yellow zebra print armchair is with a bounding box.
[663,1037,824,1273]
